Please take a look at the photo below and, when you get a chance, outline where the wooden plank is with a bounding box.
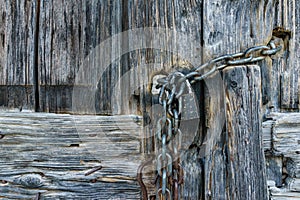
[221,65,267,200]
[38,0,84,113]
[263,120,274,151]
[273,0,300,111]
[287,178,300,192]
[266,156,283,188]
[0,1,6,85]
[263,112,300,199]
[0,0,37,110]
[264,113,300,157]
[37,0,140,115]
[0,111,143,199]
[269,179,300,200]
[273,119,300,156]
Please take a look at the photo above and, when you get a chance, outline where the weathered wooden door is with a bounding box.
[0,0,299,199]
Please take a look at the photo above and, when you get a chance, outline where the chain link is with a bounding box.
[137,39,282,200]
[158,40,282,87]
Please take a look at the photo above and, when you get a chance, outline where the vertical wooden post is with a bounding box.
[222,65,267,200]
[201,1,276,199]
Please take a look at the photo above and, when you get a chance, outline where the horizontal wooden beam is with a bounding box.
[0,112,143,199]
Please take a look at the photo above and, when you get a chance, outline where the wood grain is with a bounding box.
[1,0,300,199]
[201,0,276,199]
[223,65,267,200]
[263,112,300,199]
[0,111,143,199]
[0,0,37,110]
[273,0,300,111]
[1,0,299,113]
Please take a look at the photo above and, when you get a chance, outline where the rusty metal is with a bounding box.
[178,164,184,185]
[151,174,159,185]
[173,180,179,200]
[137,158,154,200]
[84,166,103,176]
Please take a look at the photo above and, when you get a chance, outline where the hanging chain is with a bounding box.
[137,39,282,200]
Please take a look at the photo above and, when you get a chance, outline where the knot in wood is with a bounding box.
[16,174,44,188]
[230,81,238,88]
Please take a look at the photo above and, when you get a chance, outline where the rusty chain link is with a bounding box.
[137,39,282,200]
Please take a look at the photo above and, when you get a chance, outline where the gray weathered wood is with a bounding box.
[201,0,277,198]
[0,111,143,199]
[1,0,300,199]
[37,0,125,114]
[266,156,283,188]
[272,0,300,111]
[0,0,37,110]
[263,112,300,199]
[1,1,299,114]
[222,65,267,200]
[263,120,274,152]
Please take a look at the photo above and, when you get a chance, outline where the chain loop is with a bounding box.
[137,39,281,199]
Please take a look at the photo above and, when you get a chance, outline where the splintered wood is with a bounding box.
[263,112,300,199]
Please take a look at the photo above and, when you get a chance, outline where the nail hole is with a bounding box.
[90,179,97,183]
[69,144,80,147]
[85,166,103,176]
[1,180,7,184]
[0,134,4,139]
[89,134,97,137]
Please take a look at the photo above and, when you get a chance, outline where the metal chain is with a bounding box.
[137,39,282,200]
